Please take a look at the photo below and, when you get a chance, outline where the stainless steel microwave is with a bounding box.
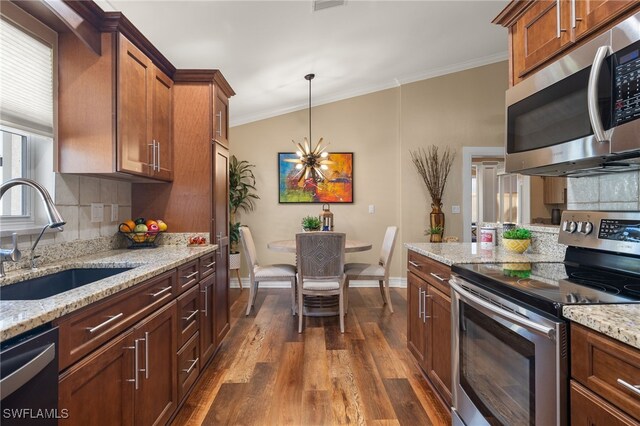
[505,11,640,177]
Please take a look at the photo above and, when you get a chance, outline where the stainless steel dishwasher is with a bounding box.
[1,326,59,425]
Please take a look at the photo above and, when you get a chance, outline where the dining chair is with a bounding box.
[239,226,297,316]
[296,232,347,333]
[344,225,398,313]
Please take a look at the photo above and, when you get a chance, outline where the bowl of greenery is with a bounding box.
[301,215,322,232]
[502,228,532,253]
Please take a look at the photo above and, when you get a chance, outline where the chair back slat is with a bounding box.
[379,226,398,268]
[296,232,346,281]
[240,226,259,269]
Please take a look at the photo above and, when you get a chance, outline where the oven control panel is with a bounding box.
[559,211,640,256]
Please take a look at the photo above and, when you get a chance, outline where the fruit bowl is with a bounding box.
[119,230,164,249]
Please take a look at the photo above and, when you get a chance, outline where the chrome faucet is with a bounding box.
[0,178,66,277]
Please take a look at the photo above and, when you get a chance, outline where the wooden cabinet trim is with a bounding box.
[571,380,638,426]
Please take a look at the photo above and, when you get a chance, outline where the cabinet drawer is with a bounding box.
[177,332,200,403]
[571,380,638,426]
[407,251,451,294]
[177,260,199,293]
[199,252,216,279]
[177,285,199,348]
[571,324,640,420]
[56,270,177,370]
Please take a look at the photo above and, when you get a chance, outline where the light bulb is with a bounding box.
[295,164,303,170]
[296,151,303,158]
[321,165,328,170]
[320,152,329,158]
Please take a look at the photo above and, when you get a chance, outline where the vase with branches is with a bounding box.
[410,146,455,242]
[229,155,259,254]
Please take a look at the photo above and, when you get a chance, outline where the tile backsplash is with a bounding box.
[567,171,640,211]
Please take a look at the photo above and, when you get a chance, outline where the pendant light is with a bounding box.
[284,73,334,182]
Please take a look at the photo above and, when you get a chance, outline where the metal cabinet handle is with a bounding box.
[149,286,172,298]
[429,272,449,282]
[201,287,208,317]
[617,379,640,397]
[148,142,156,170]
[87,313,124,334]
[183,310,198,322]
[182,358,199,374]
[0,343,55,400]
[182,271,198,280]
[556,0,566,37]
[418,287,422,319]
[588,45,612,143]
[156,141,161,172]
[422,290,431,323]
[205,261,216,268]
[216,232,223,257]
[124,343,138,389]
[216,111,222,136]
[408,260,420,268]
[143,332,149,379]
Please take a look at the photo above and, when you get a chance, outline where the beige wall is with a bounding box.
[230,61,508,277]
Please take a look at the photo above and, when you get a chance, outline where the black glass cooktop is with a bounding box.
[452,262,640,317]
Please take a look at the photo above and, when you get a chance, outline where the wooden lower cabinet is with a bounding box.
[199,273,216,366]
[407,251,452,410]
[571,381,638,426]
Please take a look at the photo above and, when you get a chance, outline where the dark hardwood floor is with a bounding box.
[171,286,450,426]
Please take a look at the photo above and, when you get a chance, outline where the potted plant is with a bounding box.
[425,225,444,243]
[229,156,259,269]
[410,146,455,240]
[301,215,322,232]
[502,227,532,253]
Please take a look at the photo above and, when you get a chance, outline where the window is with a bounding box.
[0,2,57,235]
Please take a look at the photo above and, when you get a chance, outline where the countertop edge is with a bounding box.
[563,304,640,350]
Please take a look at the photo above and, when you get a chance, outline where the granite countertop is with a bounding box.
[563,305,640,350]
[0,245,217,342]
[404,242,560,266]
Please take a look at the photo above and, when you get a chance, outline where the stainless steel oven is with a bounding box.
[505,11,640,177]
[450,277,567,426]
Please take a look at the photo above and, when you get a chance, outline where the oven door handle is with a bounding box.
[587,45,611,143]
[450,280,556,340]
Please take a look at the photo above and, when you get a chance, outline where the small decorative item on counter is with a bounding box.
[444,236,459,243]
[301,215,322,232]
[188,235,207,246]
[319,203,334,231]
[480,227,497,249]
[502,227,532,253]
[425,226,444,243]
[119,217,167,249]
[502,263,532,278]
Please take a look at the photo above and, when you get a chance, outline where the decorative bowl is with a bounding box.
[502,238,531,254]
[120,231,163,249]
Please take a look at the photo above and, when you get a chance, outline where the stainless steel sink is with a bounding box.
[0,268,133,300]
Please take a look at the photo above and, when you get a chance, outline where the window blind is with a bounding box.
[0,17,53,136]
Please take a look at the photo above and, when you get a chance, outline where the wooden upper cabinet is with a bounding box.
[58,26,174,182]
[516,0,572,77]
[213,89,230,147]
[543,176,567,204]
[494,0,640,86]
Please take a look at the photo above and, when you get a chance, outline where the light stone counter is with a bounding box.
[563,305,640,350]
[404,242,560,266]
[0,245,217,342]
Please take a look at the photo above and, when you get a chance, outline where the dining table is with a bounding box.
[267,237,372,317]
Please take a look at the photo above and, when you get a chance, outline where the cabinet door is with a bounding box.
[514,0,572,78]
[543,176,567,204]
[213,90,229,147]
[213,142,230,346]
[152,68,173,181]
[426,285,452,407]
[407,272,426,366]
[571,381,638,426]
[118,34,153,177]
[574,0,638,40]
[199,274,216,366]
[134,301,178,426]
[59,330,135,425]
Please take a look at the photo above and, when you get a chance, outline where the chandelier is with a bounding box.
[285,73,334,182]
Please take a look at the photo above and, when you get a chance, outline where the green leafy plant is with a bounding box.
[424,226,444,236]
[229,156,259,253]
[503,228,532,240]
[301,215,322,231]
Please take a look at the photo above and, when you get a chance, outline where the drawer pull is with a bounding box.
[205,261,216,268]
[149,286,172,298]
[201,287,208,317]
[429,272,449,282]
[182,310,198,322]
[182,358,199,374]
[617,378,640,397]
[87,313,124,334]
[182,271,198,280]
[143,332,149,379]
[408,260,420,268]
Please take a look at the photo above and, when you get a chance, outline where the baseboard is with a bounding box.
[230,276,407,289]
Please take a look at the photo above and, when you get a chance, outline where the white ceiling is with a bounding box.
[101,0,509,126]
